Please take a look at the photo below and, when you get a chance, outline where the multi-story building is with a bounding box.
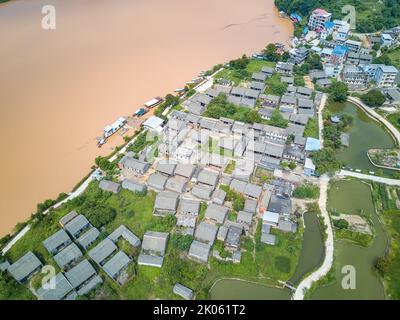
[374,65,399,87]
[342,65,368,89]
[308,8,332,31]
[289,47,308,64]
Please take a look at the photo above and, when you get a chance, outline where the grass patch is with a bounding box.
[303,117,319,139]
[224,160,236,174]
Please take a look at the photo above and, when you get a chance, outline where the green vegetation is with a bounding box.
[329,81,349,103]
[387,112,400,132]
[275,0,400,33]
[373,46,400,69]
[293,183,320,199]
[220,185,245,212]
[334,227,373,247]
[224,160,236,174]
[303,117,319,138]
[361,90,386,108]
[214,57,275,85]
[322,112,353,149]
[265,74,287,96]
[310,148,342,175]
[154,94,180,117]
[267,109,289,128]
[381,209,400,299]
[203,93,262,124]
[0,272,34,300]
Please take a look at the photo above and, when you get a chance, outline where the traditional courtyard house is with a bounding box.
[8,252,42,283]
[102,251,132,284]
[275,62,294,75]
[99,180,121,194]
[244,199,257,214]
[250,81,265,92]
[179,198,200,216]
[64,259,103,296]
[191,183,214,200]
[244,183,263,200]
[59,210,78,228]
[64,215,91,239]
[281,76,294,86]
[261,66,274,77]
[147,173,168,191]
[197,169,219,188]
[252,72,267,83]
[262,211,280,227]
[153,191,180,216]
[108,225,141,248]
[225,226,242,251]
[289,114,310,127]
[184,100,205,115]
[156,162,176,176]
[43,229,72,255]
[88,238,118,266]
[237,211,253,231]
[316,78,332,88]
[194,222,218,245]
[37,273,76,300]
[296,87,313,99]
[138,231,169,268]
[188,240,211,263]
[77,227,100,250]
[268,194,292,217]
[53,243,83,270]
[211,189,226,205]
[170,110,188,122]
[297,98,315,115]
[287,123,305,138]
[263,94,280,108]
[204,203,229,225]
[118,153,150,174]
[192,93,212,107]
[165,176,189,194]
[121,179,147,193]
[279,95,297,113]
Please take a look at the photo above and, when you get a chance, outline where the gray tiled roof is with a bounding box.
[173,283,194,300]
[77,227,100,250]
[141,231,169,255]
[53,243,82,269]
[180,198,201,215]
[108,225,141,247]
[204,204,229,224]
[154,191,180,213]
[175,163,196,179]
[122,179,147,193]
[59,210,78,227]
[165,176,188,193]
[64,215,91,239]
[244,183,263,199]
[197,169,219,187]
[43,229,71,254]
[212,189,226,205]
[8,251,42,282]
[65,259,97,289]
[147,173,168,190]
[188,240,211,263]
[237,211,253,225]
[194,222,218,245]
[191,184,214,200]
[225,226,242,248]
[156,162,177,176]
[37,273,75,300]
[88,238,117,265]
[137,254,164,268]
[77,275,103,296]
[99,180,121,194]
[244,199,257,214]
[102,251,131,279]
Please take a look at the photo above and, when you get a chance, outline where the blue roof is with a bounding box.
[290,13,302,22]
[305,138,321,151]
[303,27,309,34]
[324,21,335,29]
[332,45,348,56]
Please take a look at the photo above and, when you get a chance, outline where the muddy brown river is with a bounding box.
[0,0,292,236]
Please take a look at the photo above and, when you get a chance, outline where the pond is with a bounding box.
[327,101,395,174]
[309,179,388,300]
[209,212,325,299]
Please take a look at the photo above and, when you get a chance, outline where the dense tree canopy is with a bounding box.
[361,90,387,108]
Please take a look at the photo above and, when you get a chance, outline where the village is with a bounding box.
[1,6,400,301]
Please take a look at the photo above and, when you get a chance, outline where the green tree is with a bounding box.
[268,109,289,128]
[333,219,349,230]
[310,148,342,175]
[361,90,386,107]
[262,43,280,62]
[330,81,349,102]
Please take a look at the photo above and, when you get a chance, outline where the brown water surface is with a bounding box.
[0,0,292,236]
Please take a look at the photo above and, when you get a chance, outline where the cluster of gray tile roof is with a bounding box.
[43,229,72,255]
[99,180,121,194]
[147,172,168,190]
[102,251,132,281]
[156,162,177,176]
[212,189,226,205]
[138,231,169,268]
[77,227,100,250]
[197,169,219,187]
[122,179,147,193]
[229,179,263,199]
[173,283,194,300]
[37,273,76,301]
[154,191,180,216]
[194,222,218,245]
[59,210,78,227]
[8,251,43,283]
[175,163,196,179]
[179,198,200,216]
[204,203,229,224]
[88,238,118,266]
[188,240,211,263]
[64,214,91,239]
[225,225,242,250]
[165,176,188,193]
[65,259,101,293]
[119,153,150,174]
[53,242,83,270]
[108,225,141,247]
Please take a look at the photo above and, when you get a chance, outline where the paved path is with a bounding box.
[318,93,328,143]
[348,96,400,146]
[2,225,31,254]
[293,175,334,300]
[338,170,400,186]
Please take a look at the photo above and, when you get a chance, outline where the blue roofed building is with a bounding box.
[330,45,348,65]
[305,137,321,152]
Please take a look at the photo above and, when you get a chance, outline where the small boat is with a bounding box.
[174,88,185,92]
[97,138,106,148]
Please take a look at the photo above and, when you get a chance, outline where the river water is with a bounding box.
[0,0,292,236]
